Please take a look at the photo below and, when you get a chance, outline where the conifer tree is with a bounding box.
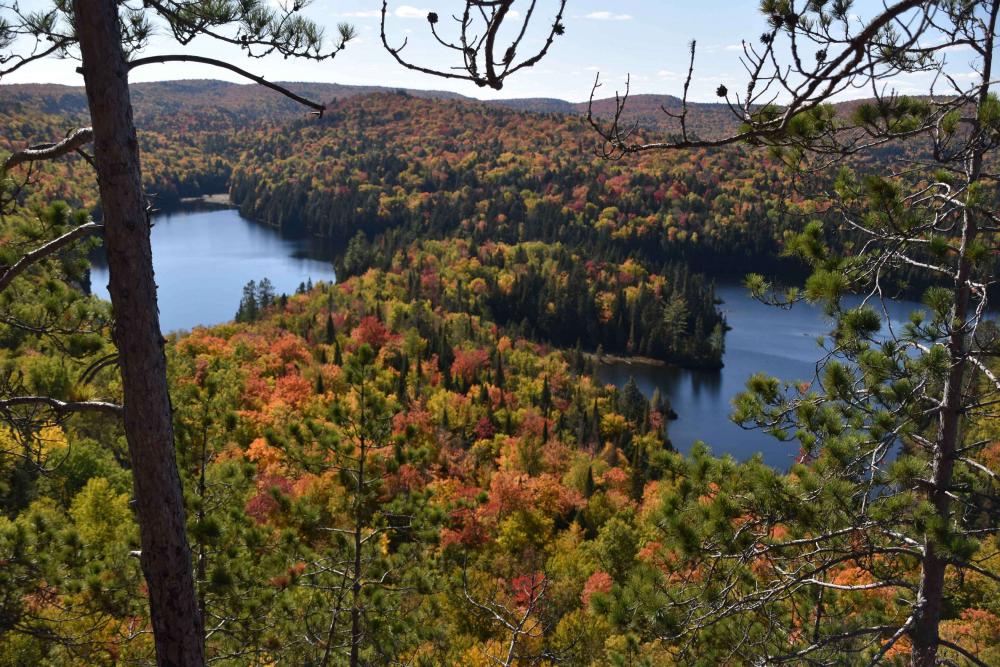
[3,1,567,662]
[592,2,1000,663]
[325,313,336,345]
[0,0,355,661]
[283,345,428,664]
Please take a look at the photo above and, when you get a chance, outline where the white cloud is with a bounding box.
[395,5,430,19]
[338,10,381,18]
[582,11,632,21]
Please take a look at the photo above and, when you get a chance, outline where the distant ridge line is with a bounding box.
[0,79,729,118]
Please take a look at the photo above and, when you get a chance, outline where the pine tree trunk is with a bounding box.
[73,0,205,664]
[911,7,997,664]
[911,213,974,666]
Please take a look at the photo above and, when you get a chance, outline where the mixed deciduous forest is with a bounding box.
[2,1,1000,666]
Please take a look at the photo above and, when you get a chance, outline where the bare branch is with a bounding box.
[126,55,326,115]
[2,127,94,172]
[380,0,566,90]
[0,395,123,417]
[590,0,936,155]
[938,638,992,667]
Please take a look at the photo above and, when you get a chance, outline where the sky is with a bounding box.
[1,1,988,102]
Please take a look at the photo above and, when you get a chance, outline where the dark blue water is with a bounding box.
[90,207,336,332]
[595,285,927,468]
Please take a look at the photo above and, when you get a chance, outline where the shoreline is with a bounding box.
[179,192,233,206]
[589,352,666,368]
[588,352,724,372]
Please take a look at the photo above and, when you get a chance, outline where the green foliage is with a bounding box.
[392,239,726,369]
[3,4,1000,659]
[234,277,276,323]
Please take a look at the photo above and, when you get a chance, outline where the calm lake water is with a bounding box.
[596,286,926,468]
[90,207,336,332]
[92,207,929,466]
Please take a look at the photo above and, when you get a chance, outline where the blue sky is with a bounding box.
[3,1,986,102]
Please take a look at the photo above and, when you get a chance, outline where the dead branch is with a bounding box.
[2,128,95,172]
[0,395,123,417]
[126,55,327,115]
[380,0,566,90]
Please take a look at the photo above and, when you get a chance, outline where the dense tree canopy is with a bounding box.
[1,1,999,665]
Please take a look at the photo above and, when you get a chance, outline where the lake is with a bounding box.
[595,285,926,468]
[92,207,927,467]
[90,206,336,332]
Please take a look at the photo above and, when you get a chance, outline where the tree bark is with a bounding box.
[73,0,205,664]
[911,5,998,665]
[910,252,967,666]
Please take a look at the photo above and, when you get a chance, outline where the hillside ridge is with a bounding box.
[0,78,727,120]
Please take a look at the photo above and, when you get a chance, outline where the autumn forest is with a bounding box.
[2,1,1000,666]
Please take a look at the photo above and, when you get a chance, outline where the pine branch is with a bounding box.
[0,221,104,293]
[588,0,933,155]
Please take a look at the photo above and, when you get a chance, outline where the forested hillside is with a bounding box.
[1,82,757,369]
[2,81,790,280]
[0,201,685,662]
[230,93,794,279]
[4,202,999,664]
[352,239,725,368]
[4,0,1000,663]
[0,81,841,284]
